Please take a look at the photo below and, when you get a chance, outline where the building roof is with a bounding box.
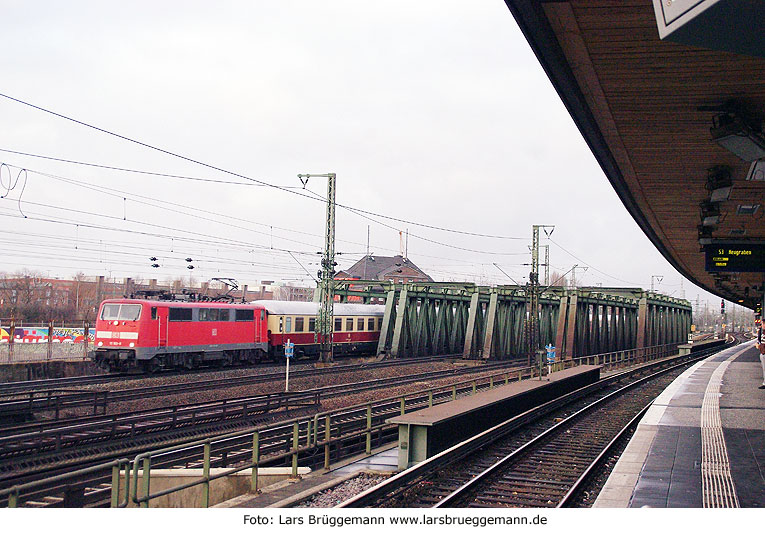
[340,255,432,281]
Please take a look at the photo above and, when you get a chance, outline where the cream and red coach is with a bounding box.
[252,300,385,358]
[91,298,385,371]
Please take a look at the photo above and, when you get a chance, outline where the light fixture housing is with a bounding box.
[700,201,721,226]
[706,165,733,202]
[747,159,765,181]
[697,224,714,245]
[711,113,765,162]
[736,204,760,216]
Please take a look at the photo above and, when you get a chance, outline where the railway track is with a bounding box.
[3,342,734,508]
[0,358,519,485]
[340,345,731,508]
[0,355,477,421]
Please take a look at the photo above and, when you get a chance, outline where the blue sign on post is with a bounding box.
[545,343,556,364]
[285,340,294,359]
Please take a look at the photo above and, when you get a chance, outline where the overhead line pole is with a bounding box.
[528,225,554,363]
[298,172,337,363]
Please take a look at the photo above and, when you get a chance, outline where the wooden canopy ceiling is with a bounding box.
[506,0,765,311]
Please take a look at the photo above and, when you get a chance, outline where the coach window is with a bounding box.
[169,308,192,321]
[285,317,292,332]
[151,307,157,320]
[308,317,316,332]
[295,317,304,332]
[368,317,375,330]
[219,309,230,321]
[346,318,354,331]
[334,318,342,332]
[358,318,365,331]
[208,309,220,321]
[376,318,382,330]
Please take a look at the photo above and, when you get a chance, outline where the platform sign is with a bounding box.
[545,343,556,364]
[704,244,765,272]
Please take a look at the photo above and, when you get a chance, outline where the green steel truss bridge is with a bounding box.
[332,281,692,362]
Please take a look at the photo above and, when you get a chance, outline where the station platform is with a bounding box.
[595,340,764,508]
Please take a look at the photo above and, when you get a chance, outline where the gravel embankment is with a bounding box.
[295,473,389,507]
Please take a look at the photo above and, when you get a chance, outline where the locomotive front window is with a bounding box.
[100,303,142,321]
[101,304,121,320]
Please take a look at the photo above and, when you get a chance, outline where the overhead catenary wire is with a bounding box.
[0,95,528,240]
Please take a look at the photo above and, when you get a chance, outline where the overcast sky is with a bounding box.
[0,1,743,316]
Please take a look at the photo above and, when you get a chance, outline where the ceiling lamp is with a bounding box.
[747,159,765,181]
[697,225,714,245]
[710,113,765,162]
[700,201,722,226]
[706,165,733,202]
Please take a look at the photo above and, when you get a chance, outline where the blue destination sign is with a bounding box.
[705,244,765,272]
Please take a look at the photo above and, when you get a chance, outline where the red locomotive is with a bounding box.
[91,298,385,372]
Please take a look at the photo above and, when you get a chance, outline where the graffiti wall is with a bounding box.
[0,327,95,343]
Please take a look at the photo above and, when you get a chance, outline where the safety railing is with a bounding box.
[1,341,688,508]
[0,458,132,508]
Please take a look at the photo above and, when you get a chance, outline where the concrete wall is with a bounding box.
[120,467,311,508]
[0,359,102,382]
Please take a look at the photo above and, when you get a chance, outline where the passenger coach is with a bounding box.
[252,300,385,359]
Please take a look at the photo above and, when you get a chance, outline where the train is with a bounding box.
[89,298,385,372]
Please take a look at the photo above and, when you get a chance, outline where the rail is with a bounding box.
[0,342,689,508]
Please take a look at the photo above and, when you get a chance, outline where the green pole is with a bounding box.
[292,422,299,477]
[202,442,211,508]
[251,432,259,492]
